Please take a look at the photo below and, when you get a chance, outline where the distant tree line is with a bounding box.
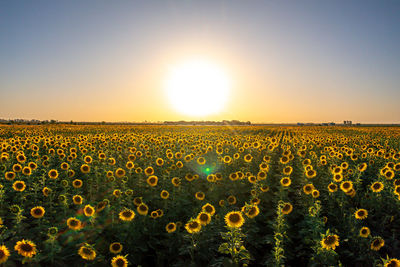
[0,119,252,126]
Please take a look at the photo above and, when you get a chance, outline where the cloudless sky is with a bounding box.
[1,0,399,123]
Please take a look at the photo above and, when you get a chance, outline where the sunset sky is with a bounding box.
[1,1,399,123]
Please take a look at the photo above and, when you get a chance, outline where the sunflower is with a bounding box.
[185,219,202,233]
[332,166,342,175]
[160,190,169,199]
[126,161,134,170]
[225,211,245,228]
[280,156,289,164]
[166,222,177,233]
[0,245,10,264]
[133,197,142,206]
[358,163,367,172]
[67,217,82,230]
[48,169,58,179]
[245,205,260,219]
[150,211,158,219]
[14,239,37,258]
[185,173,195,182]
[321,234,339,250]
[385,170,395,180]
[5,171,16,181]
[303,184,314,195]
[146,175,158,187]
[155,157,164,166]
[30,206,45,218]
[137,203,149,216]
[195,191,205,200]
[370,237,384,251]
[115,168,126,178]
[359,227,370,238]
[17,154,26,163]
[78,245,96,260]
[260,185,270,192]
[333,173,343,183]
[13,181,26,192]
[244,154,253,163]
[22,166,32,176]
[111,255,129,267]
[42,186,51,197]
[119,209,135,221]
[12,161,23,171]
[156,209,163,217]
[84,155,92,164]
[222,155,232,164]
[385,259,400,267]
[259,162,269,171]
[113,189,122,198]
[109,242,123,254]
[227,195,237,205]
[197,212,211,226]
[169,177,180,187]
[281,203,293,215]
[394,186,400,196]
[355,209,368,220]
[228,172,237,181]
[67,169,75,178]
[340,181,353,193]
[251,197,260,205]
[370,181,384,193]
[283,166,293,175]
[328,183,338,192]
[257,171,267,180]
[80,164,90,174]
[202,203,216,216]
[312,189,320,198]
[247,175,257,184]
[73,195,83,205]
[72,179,83,188]
[96,200,108,212]
[83,205,95,217]
[305,169,317,178]
[60,162,69,170]
[280,177,291,187]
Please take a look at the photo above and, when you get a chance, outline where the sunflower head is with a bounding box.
[137,203,149,215]
[281,203,293,215]
[30,206,45,219]
[119,209,135,221]
[185,219,202,234]
[359,227,370,238]
[321,234,339,250]
[78,245,96,261]
[0,245,10,264]
[355,209,368,220]
[111,255,129,267]
[224,211,245,228]
[67,217,82,230]
[370,237,385,251]
[166,222,177,233]
[83,205,95,217]
[14,239,37,258]
[146,175,158,187]
[109,242,123,254]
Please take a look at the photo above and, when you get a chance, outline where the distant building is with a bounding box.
[344,120,352,125]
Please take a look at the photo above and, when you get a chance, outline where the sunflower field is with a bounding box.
[0,125,400,266]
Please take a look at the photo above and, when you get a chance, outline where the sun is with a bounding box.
[164,59,231,117]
